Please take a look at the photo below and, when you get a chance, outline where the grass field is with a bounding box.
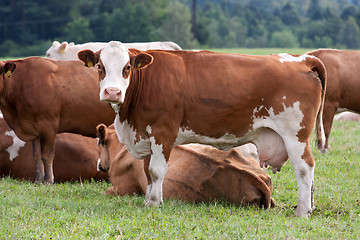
[0,48,359,239]
[0,120,359,239]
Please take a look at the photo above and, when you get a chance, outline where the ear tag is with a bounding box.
[87,61,94,67]
[6,70,11,77]
[137,63,141,69]
[60,49,65,53]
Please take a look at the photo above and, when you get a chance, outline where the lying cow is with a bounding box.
[0,57,115,184]
[46,41,182,61]
[334,111,360,122]
[97,124,275,208]
[78,41,326,218]
[307,49,360,152]
[0,112,108,181]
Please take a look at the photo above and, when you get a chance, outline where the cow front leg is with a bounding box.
[144,136,169,206]
[32,138,44,184]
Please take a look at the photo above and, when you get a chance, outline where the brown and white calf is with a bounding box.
[307,49,360,152]
[0,112,108,181]
[0,58,115,184]
[79,41,326,217]
[97,124,274,207]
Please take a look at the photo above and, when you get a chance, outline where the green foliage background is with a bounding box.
[1,0,360,56]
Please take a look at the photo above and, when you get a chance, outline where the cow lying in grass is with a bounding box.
[0,112,108,182]
[97,124,275,208]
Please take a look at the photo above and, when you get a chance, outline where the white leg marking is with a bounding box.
[145,137,168,206]
[286,142,314,218]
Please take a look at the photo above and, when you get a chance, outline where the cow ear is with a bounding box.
[131,53,154,70]
[78,49,98,67]
[52,41,60,47]
[59,41,68,53]
[1,62,16,77]
[96,124,108,146]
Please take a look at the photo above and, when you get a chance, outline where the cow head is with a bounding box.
[96,124,110,172]
[45,41,75,60]
[78,41,154,109]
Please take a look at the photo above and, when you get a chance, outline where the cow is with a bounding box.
[46,41,182,61]
[334,111,360,122]
[0,57,116,184]
[0,112,108,181]
[78,41,326,218]
[96,124,275,208]
[307,49,360,152]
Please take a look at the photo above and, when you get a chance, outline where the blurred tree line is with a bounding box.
[1,0,360,56]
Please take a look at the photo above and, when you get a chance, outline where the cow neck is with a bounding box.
[119,67,145,123]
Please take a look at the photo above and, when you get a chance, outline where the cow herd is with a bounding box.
[0,40,359,218]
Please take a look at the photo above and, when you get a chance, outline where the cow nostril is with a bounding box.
[104,88,121,101]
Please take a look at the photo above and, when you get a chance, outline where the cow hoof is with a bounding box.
[34,179,43,184]
[144,199,162,207]
[294,208,311,218]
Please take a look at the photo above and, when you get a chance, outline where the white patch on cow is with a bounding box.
[0,111,3,119]
[5,130,26,161]
[114,115,151,159]
[251,101,306,158]
[146,125,152,135]
[145,137,168,206]
[99,41,130,103]
[283,96,286,100]
[175,128,247,151]
[278,53,314,63]
[96,158,101,172]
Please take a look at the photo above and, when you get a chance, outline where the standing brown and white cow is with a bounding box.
[79,41,326,217]
[96,124,275,208]
[0,57,115,184]
[307,49,360,152]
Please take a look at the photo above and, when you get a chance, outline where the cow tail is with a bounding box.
[307,55,327,153]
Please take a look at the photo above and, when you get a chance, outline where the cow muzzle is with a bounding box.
[104,87,122,103]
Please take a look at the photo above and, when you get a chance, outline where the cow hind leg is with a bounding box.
[286,141,315,218]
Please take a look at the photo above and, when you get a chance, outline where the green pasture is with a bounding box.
[0,48,359,239]
[0,120,359,239]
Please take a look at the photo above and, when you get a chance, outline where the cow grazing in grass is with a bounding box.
[97,124,275,207]
[79,41,326,217]
[46,41,182,61]
[0,112,108,181]
[0,58,115,184]
[307,49,360,152]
